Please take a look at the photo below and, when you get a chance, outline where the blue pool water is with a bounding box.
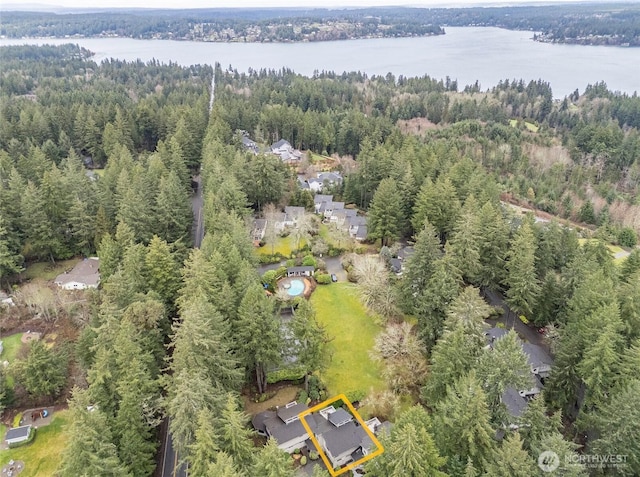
[287,279,305,297]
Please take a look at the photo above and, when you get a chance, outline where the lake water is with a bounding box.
[2,27,640,98]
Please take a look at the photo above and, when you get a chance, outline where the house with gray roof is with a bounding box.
[253,401,388,468]
[271,139,302,163]
[488,330,554,425]
[318,172,343,187]
[313,194,333,214]
[298,177,310,190]
[253,401,310,453]
[332,209,357,228]
[501,388,528,421]
[5,425,32,445]
[284,206,306,227]
[252,218,267,242]
[242,136,259,155]
[522,343,553,377]
[54,258,100,290]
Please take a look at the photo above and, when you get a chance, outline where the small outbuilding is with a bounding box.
[286,266,314,277]
[5,425,31,446]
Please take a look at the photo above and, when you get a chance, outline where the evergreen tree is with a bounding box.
[20,181,60,260]
[251,438,294,477]
[155,170,192,243]
[400,220,441,314]
[434,371,495,471]
[415,251,462,351]
[367,178,405,246]
[448,197,482,284]
[412,176,460,241]
[504,221,540,319]
[13,340,67,399]
[477,330,532,416]
[236,284,282,394]
[589,379,640,476]
[477,201,509,290]
[58,389,131,477]
[207,452,245,477]
[532,432,587,477]
[518,394,561,451]
[171,294,242,392]
[0,214,22,283]
[422,321,484,405]
[482,432,536,477]
[145,235,180,307]
[214,395,256,472]
[189,408,220,476]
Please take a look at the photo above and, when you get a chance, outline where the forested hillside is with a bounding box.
[1,3,639,46]
[1,44,640,476]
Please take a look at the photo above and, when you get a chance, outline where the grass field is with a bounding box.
[578,238,629,264]
[509,119,539,133]
[257,236,306,257]
[1,333,24,389]
[23,259,80,281]
[311,283,385,397]
[0,410,70,477]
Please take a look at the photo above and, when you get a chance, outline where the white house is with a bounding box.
[54,258,100,290]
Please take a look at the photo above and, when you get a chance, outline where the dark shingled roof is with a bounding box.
[5,425,31,441]
[265,416,309,444]
[277,402,308,422]
[328,408,353,427]
[252,410,276,434]
[502,387,528,418]
[322,421,368,458]
[522,343,553,368]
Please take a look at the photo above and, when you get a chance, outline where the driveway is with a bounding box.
[322,256,347,281]
[484,289,547,349]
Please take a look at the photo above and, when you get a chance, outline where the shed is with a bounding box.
[5,425,31,445]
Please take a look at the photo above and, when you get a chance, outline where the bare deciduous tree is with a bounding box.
[352,254,399,321]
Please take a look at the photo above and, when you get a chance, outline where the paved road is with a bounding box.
[191,175,204,248]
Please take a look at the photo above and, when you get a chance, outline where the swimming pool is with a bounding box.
[287,279,305,297]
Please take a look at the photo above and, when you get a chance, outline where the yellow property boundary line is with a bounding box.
[298,393,384,476]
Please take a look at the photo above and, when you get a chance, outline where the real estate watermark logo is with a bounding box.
[538,450,560,472]
[538,450,628,473]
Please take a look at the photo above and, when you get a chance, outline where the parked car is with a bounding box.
[331,274,338,282]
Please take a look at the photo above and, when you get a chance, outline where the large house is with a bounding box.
[486,328,554,424]
[306,172,343,193]
[252,401,390,470]
[253,401,311,453]
[271,139,302,163]
[54,258,100,290]
[312,193,368,241]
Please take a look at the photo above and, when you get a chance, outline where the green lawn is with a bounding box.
[1,333,24,364]
[23,259,80,281]
[1,333,24,389]
[509,119,539,133]
[311,283,386,397]
[257,236,306,257]
[0,410,70,477]
[578,238,628,264]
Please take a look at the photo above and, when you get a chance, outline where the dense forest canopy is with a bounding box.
[2,43,640,476]
[1,3,639,45]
